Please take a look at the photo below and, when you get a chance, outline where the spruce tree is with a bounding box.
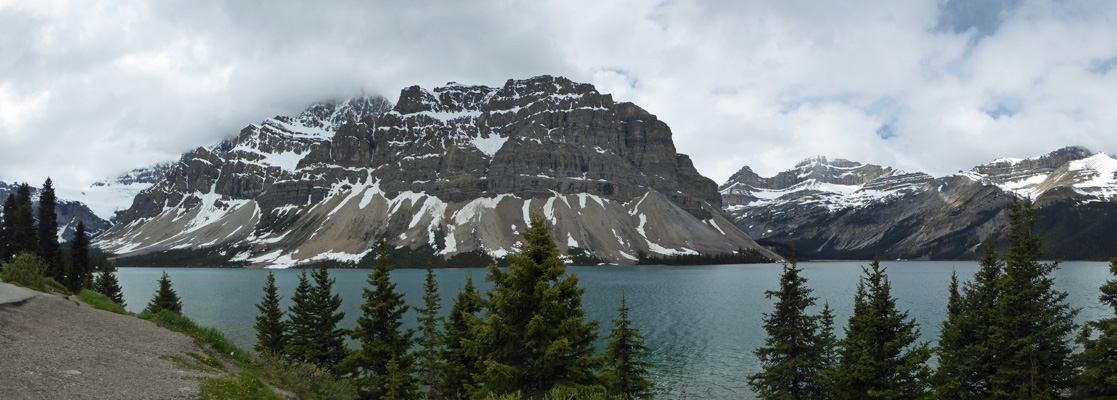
[37,178,59,280]
[604,293,655,400]
[144,271,183,314]
[415,263,444,397]
[817,302,838,395]
[439,274,485,399]
[286,263,347,371]
[832,257,931,400]
[748,260,828,400]
[988,198,1077,400]
[93,260,125,307]
[254,271,286,355]
[67,221,90,293]
[933,239,1000,399]
[0,194,11,261]
[344,242,417,399]
[474,213,600,397]
[12,184,37,257]
[1075,258,1117,397]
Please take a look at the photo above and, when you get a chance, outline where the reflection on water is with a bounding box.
[116,261,1113,399]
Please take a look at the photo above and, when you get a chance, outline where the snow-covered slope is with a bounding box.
[96,77,777,267]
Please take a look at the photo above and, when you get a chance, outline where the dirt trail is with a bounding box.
[0,282,217,399]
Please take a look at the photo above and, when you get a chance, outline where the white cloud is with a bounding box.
[2,0,1116,195]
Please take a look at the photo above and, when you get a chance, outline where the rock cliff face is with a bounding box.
[97,76,777,266]
[722,147,1117,260]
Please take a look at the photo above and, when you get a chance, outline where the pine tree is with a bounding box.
[988,198,1077,400]
[12,184,37,257]
[67,221,90,293]
[603,293,655,400]
[343,242,417,399]
[933,239,1000,399]
[93,260,125,307]
[748,260,828,400]
[1075,258,1117,397]
[37,178,59,280]
[254,271,286,355]
[145,271,183,314]
[474,213,601,397]
[832,257,931,400]
[286,263,347,371]
[439,274,485,399]
[415,263,444,397]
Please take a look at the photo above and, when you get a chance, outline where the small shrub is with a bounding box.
[1,251,47,291]
[77,289,129,315]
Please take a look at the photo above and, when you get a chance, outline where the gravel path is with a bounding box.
[0,282,218,399]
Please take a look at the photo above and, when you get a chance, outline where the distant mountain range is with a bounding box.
[0,181,110,242]
[94,76,778,267]
[721,146,1117,260]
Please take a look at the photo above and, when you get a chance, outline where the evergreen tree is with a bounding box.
[37,178,60,280]
[988,198,1077,400]
[1075,258,1117,397]
[933,239,1001,399]
[439,274,485,399]
[474,213,601,397]
[93,260,125,307]
[343,242,417,399]
[603,293,655,400]
[0,194,10,261]
[67,221,90,293]
[254,271,286,355]
[832,257,932,400]
[748,260,828,400]
[286,264,347,371]
[11,184,37,257]
[415,263,444,397]
[817,302,838,396]
[144,271,183,314]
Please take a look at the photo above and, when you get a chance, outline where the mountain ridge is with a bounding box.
[722,146,1117,260]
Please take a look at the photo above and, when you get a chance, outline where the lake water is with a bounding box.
[114,261,1114,399]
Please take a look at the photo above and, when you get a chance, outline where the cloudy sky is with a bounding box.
[3,0,1116,197]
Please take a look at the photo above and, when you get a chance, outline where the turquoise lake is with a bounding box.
[115,261,1114,399]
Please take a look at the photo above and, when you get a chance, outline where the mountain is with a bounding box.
[0,181,111,242]
[722,147,1117,260]
[96,76,778,267]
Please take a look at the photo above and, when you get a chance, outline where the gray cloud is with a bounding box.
[2,0,1116,194]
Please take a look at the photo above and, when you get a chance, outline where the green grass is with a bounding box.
[77,289,129,315]
[44,278,72,296]
[138,310,358,399]
[138,310,251,364]
[252,351,358,400]
[199,371,285,400]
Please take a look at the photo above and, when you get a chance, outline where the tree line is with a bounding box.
[748,197,1117,399]
[0,179,124,304]
[249,213,657,399]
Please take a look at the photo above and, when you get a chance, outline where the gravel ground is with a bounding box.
[0,282,218,399]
